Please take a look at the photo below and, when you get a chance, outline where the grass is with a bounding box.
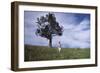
[24,45,90,61]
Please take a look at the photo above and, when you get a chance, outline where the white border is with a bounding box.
[19,5,96,68]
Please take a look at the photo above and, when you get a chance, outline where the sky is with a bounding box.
[24,11,90,48]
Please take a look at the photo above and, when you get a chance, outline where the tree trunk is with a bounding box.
[49,37,52,47]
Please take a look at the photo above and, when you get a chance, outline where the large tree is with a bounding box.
[36,13,63,47]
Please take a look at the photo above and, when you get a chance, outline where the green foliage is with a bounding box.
[24,45,90,61]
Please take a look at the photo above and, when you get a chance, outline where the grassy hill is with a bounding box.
[24,45,90,61]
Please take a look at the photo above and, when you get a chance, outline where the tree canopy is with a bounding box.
[36,13,63,47]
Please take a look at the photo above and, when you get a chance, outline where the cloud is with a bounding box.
[24,11,90,48]
[52,14,90,48]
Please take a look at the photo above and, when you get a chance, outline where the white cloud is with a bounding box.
[53,18,90,48]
